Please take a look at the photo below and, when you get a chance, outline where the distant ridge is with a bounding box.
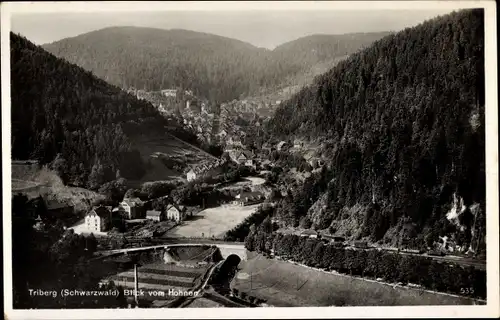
[42,27,389,103]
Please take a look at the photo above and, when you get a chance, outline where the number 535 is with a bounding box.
[460,287,475,295]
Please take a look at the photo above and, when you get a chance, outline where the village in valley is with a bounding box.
[12,111,327,308]
[7,6,491,312]
[15,100,304,243]
[14,82,486,308]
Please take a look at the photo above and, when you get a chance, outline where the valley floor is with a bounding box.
[167,203,260,238]
[231,253,484,307]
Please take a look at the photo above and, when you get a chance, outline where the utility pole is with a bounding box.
[250,270,252,291]
[134,263,139,307]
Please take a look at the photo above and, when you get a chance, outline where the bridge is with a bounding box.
[95,242,247,260]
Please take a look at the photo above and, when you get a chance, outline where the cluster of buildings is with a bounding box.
[233,191,265,206]
[84,197,189,233]
[219,189,266,206]
[221,135,260,169]
[160,89,194,98]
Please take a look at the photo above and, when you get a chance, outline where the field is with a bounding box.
[167,204,261,238]
[219,176,266,191]
[231,254,482,307]
[11,179,41,192]
[130,133,214,185]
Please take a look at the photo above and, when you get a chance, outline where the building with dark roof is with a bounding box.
[43,197,74,218]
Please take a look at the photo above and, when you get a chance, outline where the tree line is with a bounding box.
[224,204,275,242]
[245,231,486,300]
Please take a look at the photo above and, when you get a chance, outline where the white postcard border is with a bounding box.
[2,1,498,319]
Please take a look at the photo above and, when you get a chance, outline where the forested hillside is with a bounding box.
[272,32,391,69]
[11,33,174,188]
[42,28,388,103]
[267,9,485,251]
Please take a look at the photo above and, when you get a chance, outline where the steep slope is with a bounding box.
[42,28,389,104]
[272,32,392,69]
[267,9,485,252]
[10,32,210,189]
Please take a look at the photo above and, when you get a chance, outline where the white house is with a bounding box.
[161,89,177,97]
[85,205,112,232]
[187,169,197,181]
[119,198,144,220]
[166,204,186,222]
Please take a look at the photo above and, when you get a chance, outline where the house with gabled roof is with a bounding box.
[85,205,112,232]
[186,168,199,181]
[227,136,243,148]
[119,197,144,219]
[236,150,256,168]
[166,204,187,222]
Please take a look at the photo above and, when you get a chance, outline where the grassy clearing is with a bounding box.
[168,204,260,238]
[12,166,105,214]
[129,133,213,185]
[231,254,481,307]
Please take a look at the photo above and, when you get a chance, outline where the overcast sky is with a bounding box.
[11,10,453,49]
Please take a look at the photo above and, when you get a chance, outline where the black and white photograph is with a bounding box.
[2,1,498,319]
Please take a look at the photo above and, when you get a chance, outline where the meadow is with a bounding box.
[231,254,483,307]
